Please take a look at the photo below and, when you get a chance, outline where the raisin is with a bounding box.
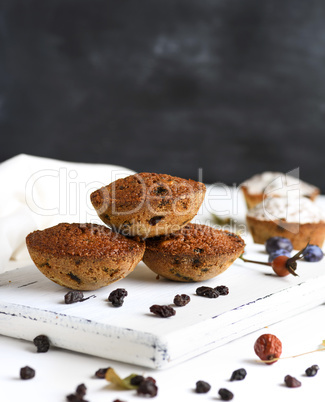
[33,334,50,353]
[196,286,219,298]
[195,380,211,393]
[20,366,35,380]
[95,367,109,379]
[214,285,229,296]
[76,384,87,397]
[64,291,84,304]
[66,383,88,401]
[150,304,176,318]
[284,375,301,388]
[113,400,127,402]
[173,294,191,306]
[230,368,247,381]
[305,364,319,377]
[218,388,234,401]
[130,375,145,386]
[108,288,128,307]
[254,334,282,364]
[149,216,164,226]
[137,377,158,397]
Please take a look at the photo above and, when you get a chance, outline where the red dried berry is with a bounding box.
[254,334,282,364]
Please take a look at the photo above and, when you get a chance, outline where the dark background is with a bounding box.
[1,0,325,189]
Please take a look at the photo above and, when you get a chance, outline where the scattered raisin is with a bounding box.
[137,377,158,397]
[196,286,219,298]
[130,375,145,386]
[76,384,87,397]
[195,380,211,393]
[64,291,84,304]
[113,400,127,402]
[305,364,319,377]
[150,305,176,318]
[230,368,247,381]
[284,375,301,388]
[108,288,128,307]
[33,334,50,353]
[95,367,109,379]
[218,388,234,401]
[66,383,89,401]
[20,366,35,380]
[214,285,229,296]
[173,294,191,306]
[254,334,282,364]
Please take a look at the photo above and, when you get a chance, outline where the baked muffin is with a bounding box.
[90,172,206,238]
[26,223,145,290]
[241,172,319,209]
[246,197,325,249]
[143,223,245,282]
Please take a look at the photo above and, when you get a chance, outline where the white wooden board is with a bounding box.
[1,188,325,369]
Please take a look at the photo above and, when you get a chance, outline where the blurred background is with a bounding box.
[1,0,325,189]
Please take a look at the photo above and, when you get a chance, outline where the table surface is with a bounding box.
[2,189,325,401]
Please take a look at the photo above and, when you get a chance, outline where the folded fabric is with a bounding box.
[0,154,135,272]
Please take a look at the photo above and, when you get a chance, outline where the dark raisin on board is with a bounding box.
[305,364,319,377]
[218,388,234,401]
[150,304,176,318]
[230,368,247,381]
[196,286,219,298]
[33,334,50,353]
[214,285,229,295]
[195,380,211,393]
[284,375,301,388]
[20,366,35,380]
[173,294,191,306]
[108,288,128,307]
[64,291,84,304]
[95,367,110,379]
[137,377,158,397]
[76,383,87,397]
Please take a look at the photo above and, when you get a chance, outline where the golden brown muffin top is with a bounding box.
[90,172,206,210]
[26,223,145,258]
[145,223,245,256]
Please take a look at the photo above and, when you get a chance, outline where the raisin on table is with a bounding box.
[150,305,176,318]
[33,334,50,353]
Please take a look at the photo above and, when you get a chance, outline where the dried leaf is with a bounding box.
[105,368,138,389]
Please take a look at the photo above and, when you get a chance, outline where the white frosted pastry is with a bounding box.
[241,171,319,209]
[246,197,325,249]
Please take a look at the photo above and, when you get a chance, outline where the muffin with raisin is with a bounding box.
[143,223,245,282]
[90,172,206,238]
[26,223,145,290]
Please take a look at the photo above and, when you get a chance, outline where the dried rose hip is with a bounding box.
[254,334,282,364]
[196,286,219,298]
[150,304,176,318]
[95,367,110,379]
[108,288,128,307]
[195,380,211,393]
[218,388,234,401]
[214,285,229,295]
[173,294,191,306]
[284,375,301,388]
[33,334,50,353]
[20,366,35,380]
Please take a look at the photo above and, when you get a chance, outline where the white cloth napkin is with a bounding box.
[0,154,135,272]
